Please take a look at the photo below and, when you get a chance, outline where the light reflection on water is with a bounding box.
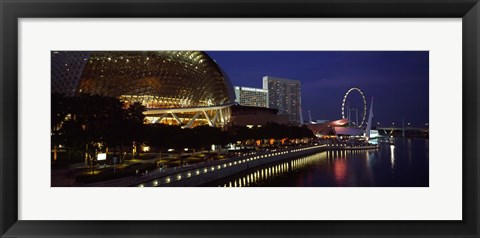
[390,144,395,169]
[207,138,428,187]
[222,156,320,187]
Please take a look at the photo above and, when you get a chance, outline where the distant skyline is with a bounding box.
[207,51,429,127]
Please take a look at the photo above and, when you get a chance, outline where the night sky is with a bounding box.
[207,51,429,127]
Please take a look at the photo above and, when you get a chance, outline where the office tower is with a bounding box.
[262,76,303,124]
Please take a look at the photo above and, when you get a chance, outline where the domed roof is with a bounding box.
[52,51,235,109]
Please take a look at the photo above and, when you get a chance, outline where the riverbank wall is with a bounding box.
[137,143,378,187]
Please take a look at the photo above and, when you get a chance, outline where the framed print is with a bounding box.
[1,0,479,237]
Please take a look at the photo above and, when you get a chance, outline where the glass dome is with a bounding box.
[52,51,235,109]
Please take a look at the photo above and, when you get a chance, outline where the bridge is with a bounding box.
[376,127,428,137]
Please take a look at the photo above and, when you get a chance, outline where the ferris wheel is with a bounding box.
[341,87,367,128]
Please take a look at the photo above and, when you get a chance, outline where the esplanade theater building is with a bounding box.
[52,51,235,128]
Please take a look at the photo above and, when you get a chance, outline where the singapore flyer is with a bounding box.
[341,87,367,128]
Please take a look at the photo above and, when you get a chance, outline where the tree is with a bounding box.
[122,102,147,159]
[51,94,148,166]
[192,126,227,150]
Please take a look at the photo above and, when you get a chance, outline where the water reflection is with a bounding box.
[208,138,428,187]
[408,139,412,166]
[390,144,395,169]
[217,152,332,187]
[333,158,347,184]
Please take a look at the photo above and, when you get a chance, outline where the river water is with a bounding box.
[205,138,429,187]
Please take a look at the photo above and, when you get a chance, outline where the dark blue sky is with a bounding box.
[207,51,429,127]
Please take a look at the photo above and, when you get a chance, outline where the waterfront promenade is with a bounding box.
[77,143,378,187]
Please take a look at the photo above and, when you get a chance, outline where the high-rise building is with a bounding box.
[234,86,268,108]
[262,76,303,124]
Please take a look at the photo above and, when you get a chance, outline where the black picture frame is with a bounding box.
[1,0,479,237]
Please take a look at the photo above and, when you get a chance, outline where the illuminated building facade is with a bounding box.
[52,51,235,128]
[51,51,91,96]
[234,86,268,108]
[262,76,303,124]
